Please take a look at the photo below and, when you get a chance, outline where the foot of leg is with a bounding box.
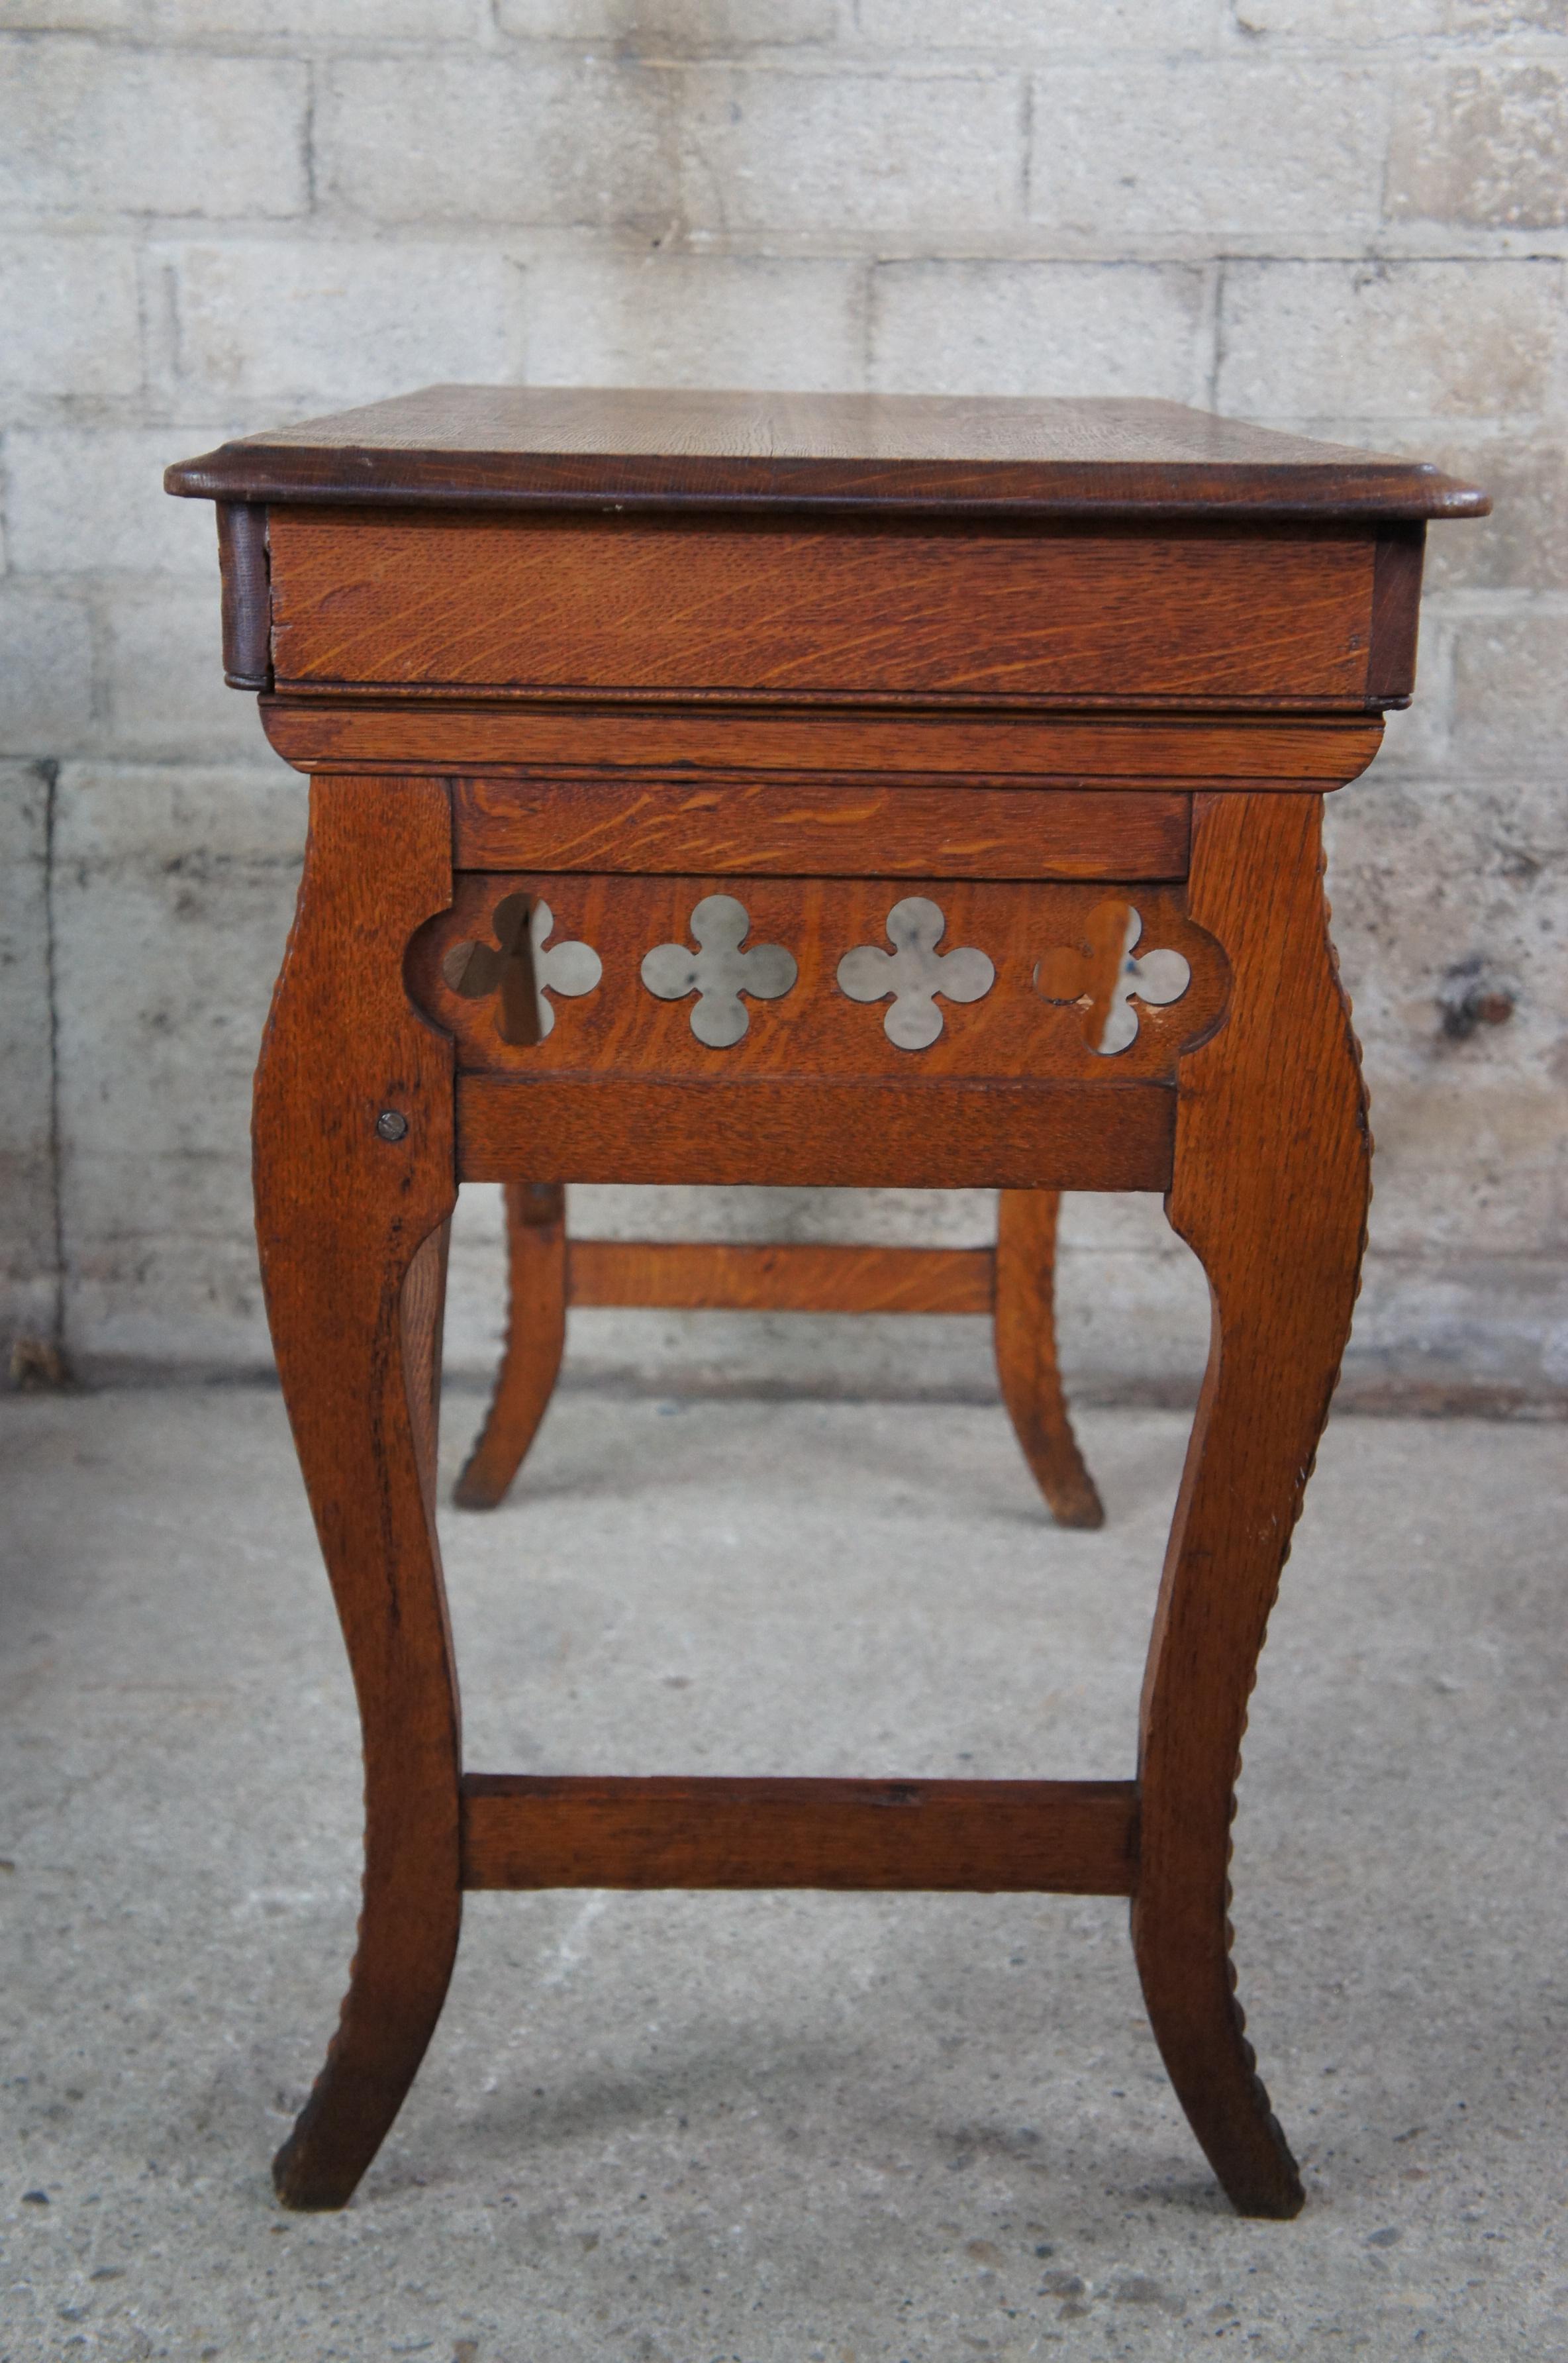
[454,1182,567,1509]
[1133,792,1370,2218]
[994,1189,1103,1528]
[257,777,464,2207]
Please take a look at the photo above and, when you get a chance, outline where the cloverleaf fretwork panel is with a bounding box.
[414,876,1228,1081]
[640,893,798,1047]
[440,891,601,1045]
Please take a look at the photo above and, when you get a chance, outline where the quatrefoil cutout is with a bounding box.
[641,894,798,1047]
[441,893,601,1045]
[1034,899,1191,1055]
[837,896,995,1050]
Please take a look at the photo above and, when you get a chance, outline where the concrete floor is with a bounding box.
[1,1385,1565,2363]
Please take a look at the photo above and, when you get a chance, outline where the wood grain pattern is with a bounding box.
[458,1074,1175,1191]
[402,1215,451,1511]
[269,511,1376,703]
[1134,790,1371,2218]
[993,1188,1104,1531]
[166,386,1488,520]
[416,876,1228,1086]
[252,774,462,2212]
[567,1237,997,1313]
[166,387,1481,2220]
[260,697,1388,781]
[452,779,1191,881]
[460,1774,1139,1893]
[452,1181,565,1512]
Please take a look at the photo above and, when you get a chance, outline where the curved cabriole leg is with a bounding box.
[1132,792,1370,2219]
[993,1187,1104,1529]
[452,1182,567,1509]
[255,776,462,2211]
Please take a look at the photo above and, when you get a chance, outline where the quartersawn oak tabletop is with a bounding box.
[165,386,1488,521]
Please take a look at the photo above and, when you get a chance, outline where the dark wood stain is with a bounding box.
[216,502,271,690]
[460,1774,1140,1894]
[1367,522,1428,703]
[166,385,1489,521]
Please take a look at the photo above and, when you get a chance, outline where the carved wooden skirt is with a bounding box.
[167,385,1485,2220]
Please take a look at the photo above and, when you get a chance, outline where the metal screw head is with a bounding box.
[374,1109,409,1142]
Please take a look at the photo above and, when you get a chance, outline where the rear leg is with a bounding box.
[453,1182,567,1509]
[993,1189,1103,1529]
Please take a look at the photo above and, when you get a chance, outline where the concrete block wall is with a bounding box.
[1,1,1564,1407]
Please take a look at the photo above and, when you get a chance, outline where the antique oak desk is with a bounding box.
[167,389,1484,2217]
